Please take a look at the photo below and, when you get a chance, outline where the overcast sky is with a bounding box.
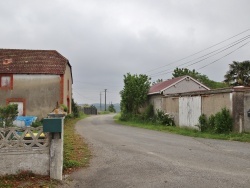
[1,0,250,105]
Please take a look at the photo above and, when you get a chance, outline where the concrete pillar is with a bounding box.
[49,119,64,180]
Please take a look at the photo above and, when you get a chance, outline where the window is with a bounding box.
[0,74,13,89]
[7,98,26,116]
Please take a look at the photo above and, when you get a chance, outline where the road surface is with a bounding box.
[62,114,250,188]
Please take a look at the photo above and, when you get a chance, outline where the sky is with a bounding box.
[1,0,250,105]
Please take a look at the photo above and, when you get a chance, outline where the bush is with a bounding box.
[197,108,233,134]
[197,114,208,132]
[155,110,175,126]
[0,104,18,128]
[31,120,42,128]
[141,104,154,121]
[214,108,233,134]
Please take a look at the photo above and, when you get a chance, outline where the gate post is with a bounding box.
[43,117,64,180]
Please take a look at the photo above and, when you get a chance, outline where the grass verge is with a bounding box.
[63,113,91,174]
[114,114,250,142]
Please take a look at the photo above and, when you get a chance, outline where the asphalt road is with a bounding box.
[62,114,250,188]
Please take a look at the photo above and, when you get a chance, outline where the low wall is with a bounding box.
[0,127,50,176]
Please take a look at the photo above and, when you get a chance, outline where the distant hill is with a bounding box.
[91,103,120,112]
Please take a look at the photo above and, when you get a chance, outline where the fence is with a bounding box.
[0,123,63,180]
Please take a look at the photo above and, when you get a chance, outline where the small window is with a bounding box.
[1,76,11,87]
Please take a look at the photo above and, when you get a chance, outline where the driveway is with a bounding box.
[62,114,250,188]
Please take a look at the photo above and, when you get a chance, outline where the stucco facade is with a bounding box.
[0,49,73,119]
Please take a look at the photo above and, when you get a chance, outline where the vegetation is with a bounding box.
[120,73,151,117]
[197,108,233,134]
[0,104,18,128]
[63,113,91,173]
[172,67,228,89]
[224,60,250,86]
[71,98,80,118]
[114,114,250,142]
[108,103,116,113]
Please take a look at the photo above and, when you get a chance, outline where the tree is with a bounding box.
[120,73,151,115]
[172,67,228,89]
[224,61,250,86]
[108,103,116,113]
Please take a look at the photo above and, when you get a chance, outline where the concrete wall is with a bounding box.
[163,97,179,125]
[0,74,61,119]
[163,78,208,95]
[148,94,163,113]
[202,93,232,117]
[0,150,49,175]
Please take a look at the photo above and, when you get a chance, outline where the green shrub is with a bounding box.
[31,120,42,128]
[155,110,175,126]
[197,114,208,132]
[197,108,233,134]
[0,104,18,128]
[141,104,154,121]
[214,108,233,134]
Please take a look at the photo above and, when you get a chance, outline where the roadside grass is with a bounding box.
[0,113,91,188]
[114,114,250,143]
[63,113,91,174]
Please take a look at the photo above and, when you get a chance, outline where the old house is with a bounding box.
[0,49,72,119]
[148,76,210,112]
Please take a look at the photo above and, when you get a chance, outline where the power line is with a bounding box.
[145,28,250,74]
[149,35,250,77]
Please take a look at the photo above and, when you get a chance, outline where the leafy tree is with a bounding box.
[120,73,151,115]
[224,61,250,86]
[108,103,116,113]
[172,67,228,89]
[0,104,18,127]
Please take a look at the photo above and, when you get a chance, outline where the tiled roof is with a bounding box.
[148,76,187,94]
[0,49,69,74]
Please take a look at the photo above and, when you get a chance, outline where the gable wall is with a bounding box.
[62,64,72,113]
[163,79,207,95]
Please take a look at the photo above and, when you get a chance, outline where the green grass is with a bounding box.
[63,113,91,173]
[114,114,250,142]
[99,111,112,114]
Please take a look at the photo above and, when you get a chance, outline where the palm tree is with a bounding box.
[224,61,250,86]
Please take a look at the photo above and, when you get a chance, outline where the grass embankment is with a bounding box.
[114,114,250,143]
[63,113,91,173]
[0,113,90,187]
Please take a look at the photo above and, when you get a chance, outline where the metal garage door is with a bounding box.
[179,96,201,128]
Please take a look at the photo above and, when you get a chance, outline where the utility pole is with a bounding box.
[100,92,102,111]
[104,89,107,111]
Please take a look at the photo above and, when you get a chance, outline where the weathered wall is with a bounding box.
[62,64,72,113]
[163,97,179,125]
[148,94,163,113]
[163,79,207,95]
[0,150,49,175]
[232,92,244,132]
[202,93,232,117]
[0,74,60,119]
[244,92,250,132]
